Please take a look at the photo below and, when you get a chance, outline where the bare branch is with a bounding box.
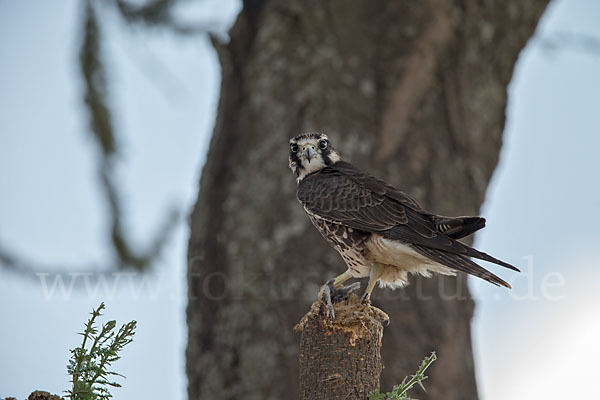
[0,241,100,279]
[0,0,180,276]
[80,0,180,271]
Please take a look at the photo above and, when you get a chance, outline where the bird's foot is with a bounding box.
[320,279,361,321]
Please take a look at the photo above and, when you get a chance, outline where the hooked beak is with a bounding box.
[304,146,317,163]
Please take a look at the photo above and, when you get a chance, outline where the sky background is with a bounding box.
[0,0,599,399]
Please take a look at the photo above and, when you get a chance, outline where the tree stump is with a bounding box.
[295,294,389,400]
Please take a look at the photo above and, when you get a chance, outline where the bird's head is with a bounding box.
[289,132,341,181]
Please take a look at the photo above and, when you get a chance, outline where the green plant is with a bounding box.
[65,302,136,400]
[369,352,437,400]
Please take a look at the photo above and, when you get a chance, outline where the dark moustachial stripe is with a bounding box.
[321,144,333,166]
[290,147,303,176]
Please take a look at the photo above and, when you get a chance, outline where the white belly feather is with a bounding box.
[365,235,455,289]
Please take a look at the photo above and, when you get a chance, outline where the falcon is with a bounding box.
[289,132,518,303]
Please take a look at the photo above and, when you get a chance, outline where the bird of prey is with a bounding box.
[289,132,518,303]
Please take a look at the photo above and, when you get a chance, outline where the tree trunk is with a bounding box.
[295,295,388,399]
[186,1,548,399]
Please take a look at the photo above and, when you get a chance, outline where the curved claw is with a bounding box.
[318,278,336,300]
[320,280,362,321]
[321,281,335,320]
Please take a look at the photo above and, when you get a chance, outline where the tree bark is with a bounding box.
[295,296,388,399]
[186,1,548,399]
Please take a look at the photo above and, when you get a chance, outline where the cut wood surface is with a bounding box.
[295,295,389,400]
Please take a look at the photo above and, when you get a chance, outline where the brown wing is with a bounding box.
[331,161,426,213]
[297,161,518,272]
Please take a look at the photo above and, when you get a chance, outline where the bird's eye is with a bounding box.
[318,140,328,150]
[290,143,299,152]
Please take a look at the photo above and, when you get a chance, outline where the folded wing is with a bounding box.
[297,161,518,281]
